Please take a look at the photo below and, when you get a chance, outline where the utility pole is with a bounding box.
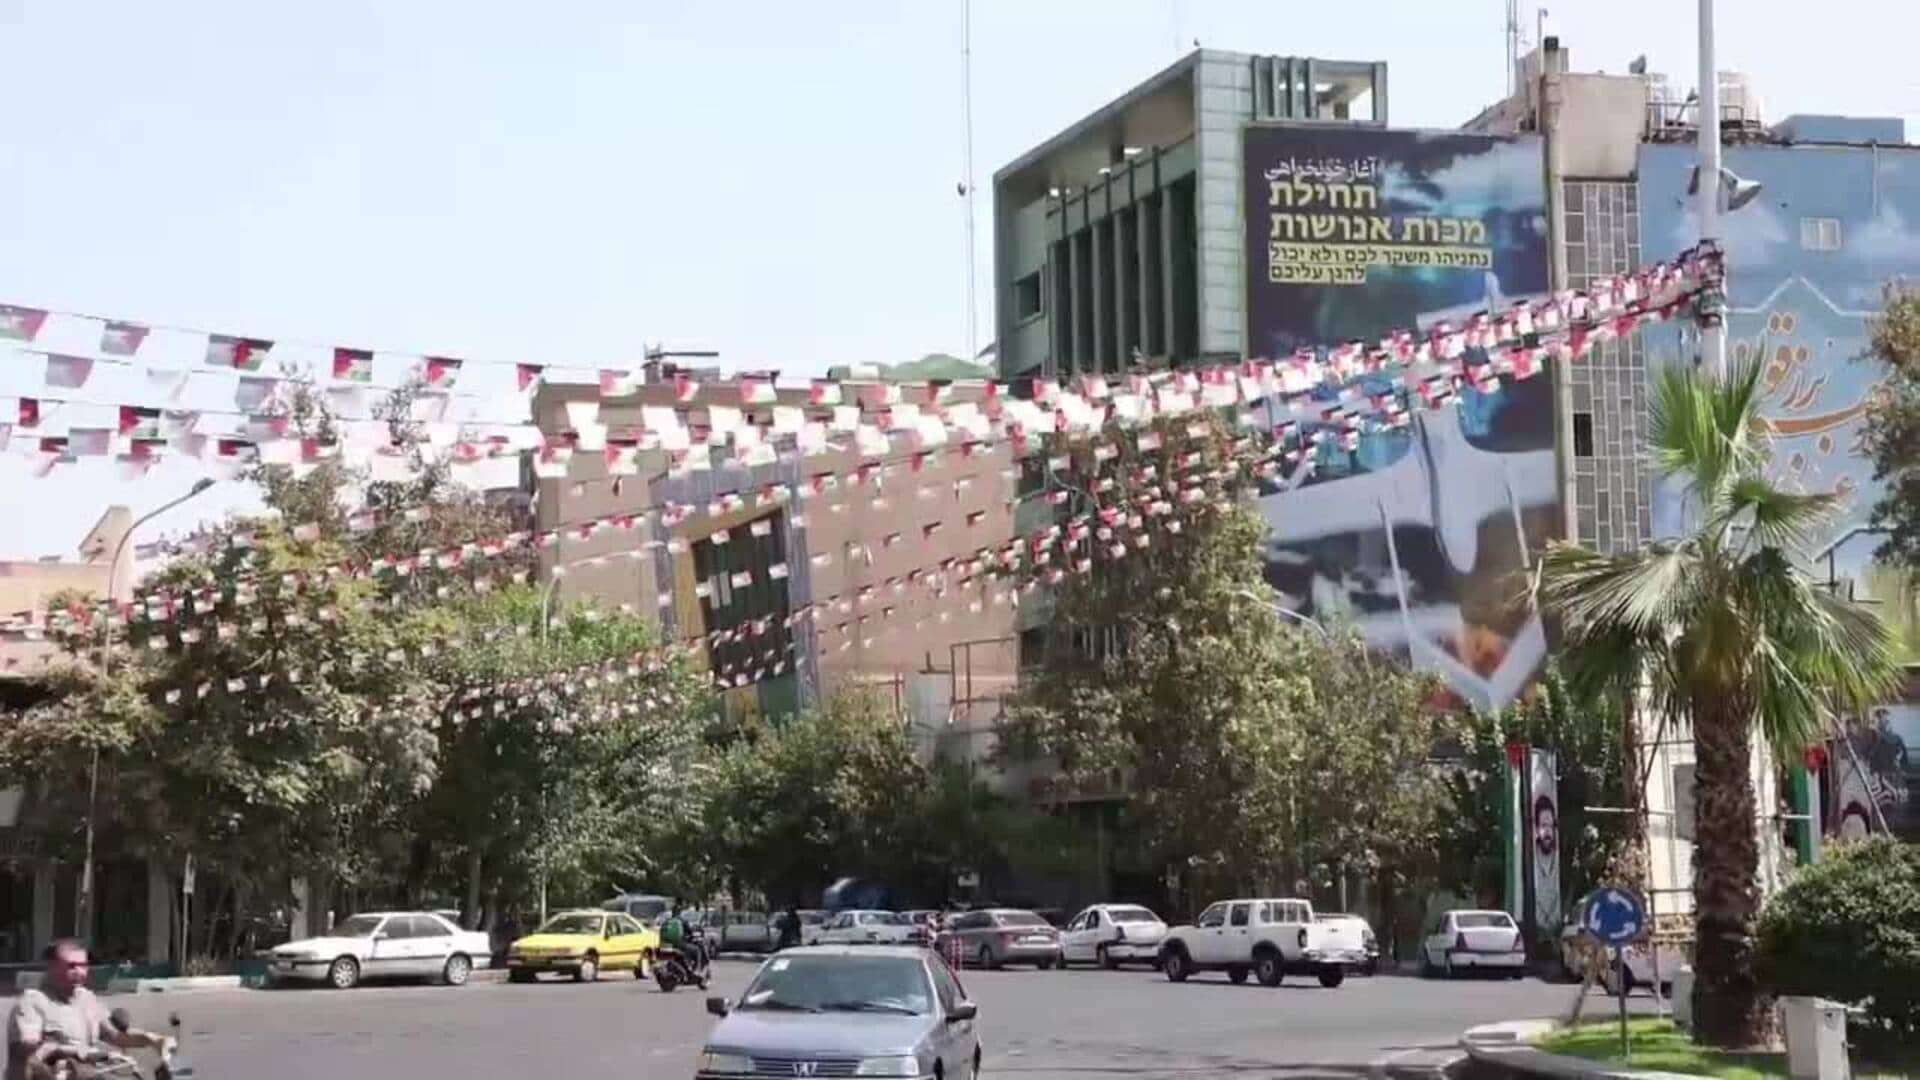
[961,0,978,363]
[77,479,216,940]
[1696,0,1726,377]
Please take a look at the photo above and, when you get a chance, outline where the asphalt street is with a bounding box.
[104,960,1656,1079]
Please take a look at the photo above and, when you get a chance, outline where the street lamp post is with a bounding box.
[76,478,216,939]
[1696,0,1725,378]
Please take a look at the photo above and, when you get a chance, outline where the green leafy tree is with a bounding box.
[1289,627,1456,944]
[701,689,925,905]
[1539,356,1900,1047]
[998,413,1326,905]
[1860,284,1920,570]
[1437,669,1633,930]
[1757,836,1920,1058]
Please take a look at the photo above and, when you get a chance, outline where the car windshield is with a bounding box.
[739,955,932,1015]
[996,912,1046,928]
[1456,913,1515,929]
[536,913,603,935]
[1108,907,1158,923]
[329,915,385,938]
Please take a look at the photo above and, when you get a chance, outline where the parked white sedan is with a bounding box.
[817,910,917,946]
[1062,903,1167,968]
[1420,909,1526,979]
[267,911,492,989]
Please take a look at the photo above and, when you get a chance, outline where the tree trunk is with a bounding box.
[1689,701,1769,1048]
[465,848,483,929]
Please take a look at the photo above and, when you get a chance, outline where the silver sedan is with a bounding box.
[697,946,982,1080]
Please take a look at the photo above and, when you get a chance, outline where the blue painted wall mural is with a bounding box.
[1639,138,1920,839]
[1639,140,1920,630]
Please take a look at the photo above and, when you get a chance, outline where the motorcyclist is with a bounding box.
[7,939,172,1080]
[657,906,706,990]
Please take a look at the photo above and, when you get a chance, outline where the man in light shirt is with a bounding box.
[7,939,171,1080]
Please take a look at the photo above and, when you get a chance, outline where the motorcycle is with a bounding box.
[56,1010,191,1079]
[652,947,708,993]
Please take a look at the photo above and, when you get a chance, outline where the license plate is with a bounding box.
[1022,935,1051,945]
[274,961,292,971]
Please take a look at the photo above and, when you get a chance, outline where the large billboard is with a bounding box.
[1243,126,1553,711]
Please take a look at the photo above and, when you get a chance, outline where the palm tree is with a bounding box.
[1539,354,1899,1048]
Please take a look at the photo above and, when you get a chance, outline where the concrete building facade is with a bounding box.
[993,50,1388,381]
[527,376,1022,770]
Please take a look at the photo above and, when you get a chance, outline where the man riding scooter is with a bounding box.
[656,906,708,991]
[7,939,174,1079]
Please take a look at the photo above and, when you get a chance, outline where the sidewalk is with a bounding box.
[1459,1020,1698,1079]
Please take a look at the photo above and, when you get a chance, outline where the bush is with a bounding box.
[1756,837,1920,1053]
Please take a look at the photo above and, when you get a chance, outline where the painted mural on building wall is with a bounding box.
[1639,143,1920,625]
[1242,126,1554,710]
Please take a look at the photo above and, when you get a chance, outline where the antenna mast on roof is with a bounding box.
[1505,0,1521,97]
[960,0,978,371]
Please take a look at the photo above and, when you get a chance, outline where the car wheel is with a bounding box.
[1037,956,1057,971]
[576,954,599,983]
[508,969,534,984]
[1317,966,1346,989]
[442,954,472,987]
[1227,966,1249,984]
[328,956,360,990]
[1254,950,1283,988]
[975,945,999,971]
[1162,947,1190,983]
[1098,944,1118,970]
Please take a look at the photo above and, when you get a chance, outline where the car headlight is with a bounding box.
[698,1050,753,1075]
[855,1055,921,1077]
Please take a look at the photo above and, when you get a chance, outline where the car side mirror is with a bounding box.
[705,996,730,1017]
[947,1002,977,1023]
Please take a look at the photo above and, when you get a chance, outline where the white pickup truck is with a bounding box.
[1158,897,1367,988]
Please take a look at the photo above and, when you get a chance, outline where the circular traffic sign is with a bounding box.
[1578,886,1646,946]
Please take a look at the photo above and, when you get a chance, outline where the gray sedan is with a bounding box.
[698,946,982,1080]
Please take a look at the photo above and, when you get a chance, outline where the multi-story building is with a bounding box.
[1465,38,1920,921]
[991,38,1919,925]
[527,374,1020,767]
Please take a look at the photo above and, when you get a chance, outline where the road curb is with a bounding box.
[103,975,245,995]
[1459,1020,1697,1079]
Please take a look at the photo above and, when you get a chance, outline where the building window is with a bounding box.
[1799,217,1841,251]
[691,513,793,685]
[1572,412,1595,458]
[1013,272,1044,321]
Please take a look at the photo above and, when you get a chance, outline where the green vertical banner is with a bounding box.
[1792,763,1819,866]
[1504,742,1526,916]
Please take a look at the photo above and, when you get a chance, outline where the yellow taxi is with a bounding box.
[505,909,658,983]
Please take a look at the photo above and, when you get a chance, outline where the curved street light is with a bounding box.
[76,478,217,938]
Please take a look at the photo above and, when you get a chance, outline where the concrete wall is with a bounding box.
[1193,52,1252,360]
[1563,179,1651,554]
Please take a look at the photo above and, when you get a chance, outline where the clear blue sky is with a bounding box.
[2,0,1915,559]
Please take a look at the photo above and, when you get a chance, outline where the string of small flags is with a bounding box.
[0,244,1722,482]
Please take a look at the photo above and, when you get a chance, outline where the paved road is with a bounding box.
[107,961,1653,1079]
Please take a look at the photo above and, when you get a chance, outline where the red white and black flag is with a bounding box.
[0,305,48,342]
[100,320,150,356]
[206,334,273,370]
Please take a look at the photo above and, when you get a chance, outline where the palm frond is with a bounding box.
[1538,540,1700,638]
[1647,354,1771,516]
[1718,475,1842,553]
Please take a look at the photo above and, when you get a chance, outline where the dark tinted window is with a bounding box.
[382,917,416,940]
[1456,913,1514,929]
[739,955,933,1015]
[994,912,1046,928]
[1229,904,1250,927]
[408,915,449,938]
